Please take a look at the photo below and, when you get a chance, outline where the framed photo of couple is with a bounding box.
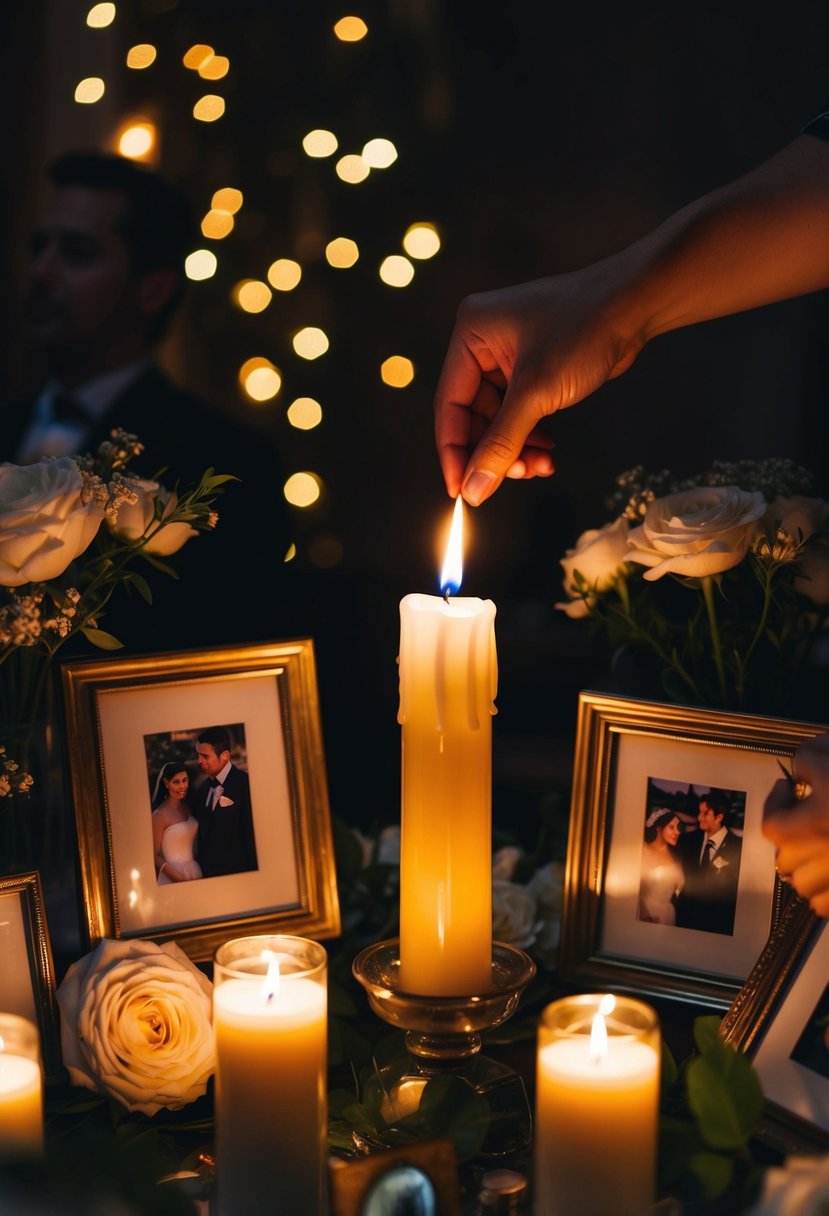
[61,640,340,962]
[558,692,828,1009]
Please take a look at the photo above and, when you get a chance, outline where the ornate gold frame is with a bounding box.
[0,869,61,1081]
[558,691,827,1009]
[721,895,829,1154]
[61,640,340,961]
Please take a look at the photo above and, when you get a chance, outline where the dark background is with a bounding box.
[3,0,828,834]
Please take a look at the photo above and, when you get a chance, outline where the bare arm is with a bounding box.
[435,134,829,504]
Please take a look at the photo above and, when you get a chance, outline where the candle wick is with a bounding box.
[443,587,451,604]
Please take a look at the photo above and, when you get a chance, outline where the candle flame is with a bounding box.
[599,993,615,1017]
[261,954,280,1003]
[439,496,464,595]
[590,995,615,1063]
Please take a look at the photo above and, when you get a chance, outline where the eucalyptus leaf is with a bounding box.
[80,626,124,650]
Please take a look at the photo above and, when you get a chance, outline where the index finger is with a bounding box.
[434,336,487,497]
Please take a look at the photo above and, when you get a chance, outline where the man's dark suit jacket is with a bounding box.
[193,764,258,878]
[674,828,743,936]
[3,366,294,651]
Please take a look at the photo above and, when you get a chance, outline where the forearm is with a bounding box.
[610,135,829,349]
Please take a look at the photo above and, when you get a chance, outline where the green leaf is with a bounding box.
[80,627,124,650]
[658,1115,704,1186]
[122,571,153,604]
[693,1014,722,1055]
[686,1044,764,1151]
[141,554,179,579]
[688,1150,734,1200]
[660,1037,678,1099]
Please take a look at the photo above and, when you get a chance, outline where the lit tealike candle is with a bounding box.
[213,936,327,1216]
[398,496,496,995]
[0,1014,44,1157]
[535,994,660,1216]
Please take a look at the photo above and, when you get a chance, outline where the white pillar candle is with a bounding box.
[398,496,497,995]
[535,994,660,1216]
[213,936,327,1216]
[0,1014,44,1156]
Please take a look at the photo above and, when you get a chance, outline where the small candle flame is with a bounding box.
[439,496,464,596]
[261,954,280,1003]
[589,994,615,1063]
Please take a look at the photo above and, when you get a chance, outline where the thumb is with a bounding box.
[460,381,545,506]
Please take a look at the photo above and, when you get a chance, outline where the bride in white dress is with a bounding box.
[151,762,203,885]
[638,807,685,925]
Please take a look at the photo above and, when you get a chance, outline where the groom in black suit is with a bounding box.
[193,726,258,879]
[675,791,743,935]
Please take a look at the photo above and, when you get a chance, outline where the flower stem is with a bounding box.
[702,576,729,708]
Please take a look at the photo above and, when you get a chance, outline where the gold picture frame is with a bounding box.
[721,895,829,1154]
[61,640,340,962]
[0,870,61,1082]
[329,1140,460,1216]
[558,691,827,1009]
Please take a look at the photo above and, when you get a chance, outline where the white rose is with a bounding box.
[527,861,565,968]
[762,496,829,546]
[376,824,401,867]
[795,549,829,607]
[556,516,630,618]
[492,845,523,881]
[626,485,766,581]
[109,478,198,557]
[0,458,104,587]
[492,879,538,949]
[57,938,214,1116]
[748,1154,829,1216]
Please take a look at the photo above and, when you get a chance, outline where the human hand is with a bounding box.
[433,265,644,504]
[763,733,829,916]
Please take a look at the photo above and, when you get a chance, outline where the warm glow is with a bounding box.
[212,187,243,214]
[183,250,216,280]
[234,280,272,313]
[118,123,155,159]
[183,44,214,70]
[287,397,323,430]
[74,77,105,104]
[239,357,281,402]
[440,496,464,594]
[325,237,359,268]
[201,210,234,239]
[335,154,370,184]
[126,43,156,69]
[599,994,616,1017]
[403,222,441,260]
[193,95,225,122]
[379,255,414,287]
[184,249,217,280]
[362,138,398,168]
[292,327,329,360]
[309,534,344,568]
[267,259,302,291]
[381,355,414,387]
[302,129,338,158]
[284,472,322,508]
[284,542,297,563]
[199,54,230,80]
[334,15,368,41]
[86,3,115,28]
[261,956,280,1002]
[590,1008,609,1062]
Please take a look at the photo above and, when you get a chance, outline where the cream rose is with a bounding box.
[492,845,523,881]
[556,516,630,618]
[109,478,198,557]
[0,458,105,587]
[762,495,829,546]
[527,861,564,968]
[492,878,539,949]
[57,938,214,1116]
[626,485,766,581]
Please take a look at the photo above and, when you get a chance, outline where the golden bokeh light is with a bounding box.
[333,15,368,41]
[183,44,214,70]
[118,123,155,160]
[201,210,234,239]
[292,327,330,360]
[233,279,273,314]
[287,397,323,430]
[403,222,441,260]
[379,255,414,287]
[381,355,415,387]
[239,357,281,402]
[302,129,338,158]
[184,249,218,281]
[199,54,229,80]
[284,542,297,563]
[362,138,397,168]
[87,3,116,28]
[267,259,302,291]
[74,77,105,104]
[193,95,225,122]
[284,472,322,508]
[325,237,359,268]
[126,44,156,69]
[211,187,243,214]
[336,154,370,184]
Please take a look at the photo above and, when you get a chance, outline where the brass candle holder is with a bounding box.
[352,938,536,1157]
